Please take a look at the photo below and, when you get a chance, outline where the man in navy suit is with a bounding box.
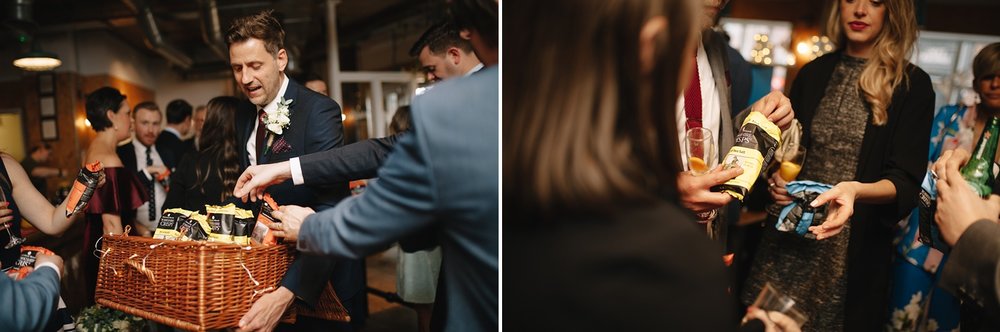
[226,10,359,332]
[255,1,500,330]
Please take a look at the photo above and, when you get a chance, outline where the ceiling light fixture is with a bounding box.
[13,46,62,72]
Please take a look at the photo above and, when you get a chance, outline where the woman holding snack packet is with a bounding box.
[80,87,150,307]
[742,0,934,330]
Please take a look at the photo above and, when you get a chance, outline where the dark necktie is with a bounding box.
[684,54,703,131]
[256,109,266,163]
[145,147,156,222]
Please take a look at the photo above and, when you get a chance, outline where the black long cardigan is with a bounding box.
[787,51,935,331]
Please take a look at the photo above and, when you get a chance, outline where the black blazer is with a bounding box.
[789,52,934,331]
[155,131,194,169]
[235,78,360,308]
[505,202,736,331]
[298,134,399,184]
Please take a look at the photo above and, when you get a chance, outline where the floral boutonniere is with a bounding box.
[262,97,292,155]
[264,97,293,135]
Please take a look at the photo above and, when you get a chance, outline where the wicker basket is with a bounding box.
[95,234,296,331]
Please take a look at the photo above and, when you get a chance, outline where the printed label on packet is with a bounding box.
[233,208,254,246]
[153,208,193,241]
[718,146,764,201]
[251,194,280,246]
[179,212,211,241]
[206,204,236,244]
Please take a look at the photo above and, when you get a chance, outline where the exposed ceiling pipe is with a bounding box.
[123,0,193,69]
[8,0,33,22]
[198,0,229,61]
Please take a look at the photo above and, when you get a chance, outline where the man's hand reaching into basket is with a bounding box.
[269,205,315,242]
[237,286,294,332]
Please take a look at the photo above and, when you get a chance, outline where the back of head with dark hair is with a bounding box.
[448,0,498,48]
[389,106,412,135]
[132,101,160,117]
[225,10,286,57]
[194,96,242,201]
[409,21,474,57]
[165,99,193,124]
[505,0,699,217]
[85,87,126,132]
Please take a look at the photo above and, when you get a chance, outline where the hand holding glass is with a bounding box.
[751,282,808,327]
[0,186,25,249]
[684,127,717,222]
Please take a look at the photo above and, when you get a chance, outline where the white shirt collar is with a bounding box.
[464,63,484,77]
[163,127,182,139]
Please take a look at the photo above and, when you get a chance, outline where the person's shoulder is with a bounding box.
[904,63,933,91]
[413,67,497,112]
[0,152,17,167]
[90,151,124,168]
[798,52,840,76]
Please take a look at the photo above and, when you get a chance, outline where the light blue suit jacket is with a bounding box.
[298,66,499,331]
[0,267,59,331]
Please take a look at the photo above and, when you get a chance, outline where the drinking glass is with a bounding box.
[0,185,25,249]
[751,282,809,327]
[767,144,808,217]
[684,127,718,227]
[778,145,807,182]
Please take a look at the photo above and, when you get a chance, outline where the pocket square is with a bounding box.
[270,136,293,154]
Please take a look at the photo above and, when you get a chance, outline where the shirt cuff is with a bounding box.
[141,168,153,180]
[290,157,305,185]
[35,262,60,279]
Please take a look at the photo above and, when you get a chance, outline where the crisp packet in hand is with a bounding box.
[2,246,55,280]
[65,161,103,217]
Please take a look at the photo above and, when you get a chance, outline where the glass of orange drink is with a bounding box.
[779,145,807,182]
[684,127,718,226]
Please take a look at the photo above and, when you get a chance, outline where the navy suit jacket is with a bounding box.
[297,67,499,331]
[235,77,358,308]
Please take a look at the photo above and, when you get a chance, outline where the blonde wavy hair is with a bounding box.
[826,0,918,126]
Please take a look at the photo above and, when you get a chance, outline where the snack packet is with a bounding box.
[712,112,781,201]
[206,204,236,243]
[233,208,254,246]
[3,246,56,280]
[153,208,193,241]
[251,194,280,246]
[65,161,103,217]
[179,212,211,241]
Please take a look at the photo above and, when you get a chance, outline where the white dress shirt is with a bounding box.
[133,139,167,230]
[248,74,291,166]
[676,42,722,170]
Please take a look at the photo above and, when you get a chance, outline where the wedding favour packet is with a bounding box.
[153,208,193,241]
[179,212,211,241]
[205,204,236,244]
[712,112,781,201]
[251,194,281,246]
[65,161,103,217]
[233,208,254,246]
[3,246,56,280]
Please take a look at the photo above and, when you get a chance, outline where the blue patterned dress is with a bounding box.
[888,104,975,331]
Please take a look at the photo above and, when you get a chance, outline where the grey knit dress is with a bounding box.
[742,55,870,331]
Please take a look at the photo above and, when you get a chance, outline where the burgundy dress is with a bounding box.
[81,167,147,307]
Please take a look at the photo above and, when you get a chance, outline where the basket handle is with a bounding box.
[125,242,165,284]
